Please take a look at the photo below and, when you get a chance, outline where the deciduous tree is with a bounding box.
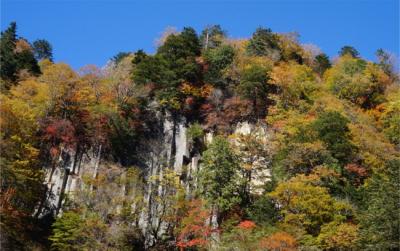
[198,136,244,222]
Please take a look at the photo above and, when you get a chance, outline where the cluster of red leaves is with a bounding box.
[49,146,60,158]
[345,163,368,185]
[345,163,368,177]
[237,220,256,230]
[178,236,208,248]
[259,232,298,251]
[44,119,76,145]
[42,119,77,159]
[200,103,213,114]
[72,109,93,143]
[176,200,213,250]
[224,97,253,122]
[203,97,252,132]
[185,96,195,106]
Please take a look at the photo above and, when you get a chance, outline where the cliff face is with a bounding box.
[42,117,271,246]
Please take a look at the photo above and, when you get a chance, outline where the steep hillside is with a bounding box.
[1,23,399,250]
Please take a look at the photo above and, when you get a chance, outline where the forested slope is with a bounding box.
[1,23,399,250]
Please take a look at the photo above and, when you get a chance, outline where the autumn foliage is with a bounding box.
[237,220,256,230]
[176,199,213,250]
[1,21,399,251]
[259,232,298,251]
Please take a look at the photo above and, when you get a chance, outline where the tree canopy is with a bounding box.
[1,22,399,251]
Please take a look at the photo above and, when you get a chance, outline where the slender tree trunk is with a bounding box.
[77,151,83,175]
[170,118,177,168]
[210,205,220,248]
[205,30,209,49]
[56,168,70,215]
[71,143,80,174]
[34,186,49,218]
[90,145,102,191]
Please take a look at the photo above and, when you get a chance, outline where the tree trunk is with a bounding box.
[56,168,70,215]
[170,118,177,168]
[34,186,49,218]
[90,145,102,191]
[71,143,80,174]
[77,151,83,175]
[205,30,209,49]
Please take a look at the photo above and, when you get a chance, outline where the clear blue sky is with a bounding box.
[1,0,399,69]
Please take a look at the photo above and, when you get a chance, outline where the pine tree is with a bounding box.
[32,39,53,61]
[246,27,280,57]
[0,22,18,85]
[0,22,41,89]
[314,53,331,75]
[339,46,360,58]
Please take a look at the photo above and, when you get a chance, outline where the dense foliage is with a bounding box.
[1,22,399,250]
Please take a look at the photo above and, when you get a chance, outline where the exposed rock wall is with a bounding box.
[42,118,271,246]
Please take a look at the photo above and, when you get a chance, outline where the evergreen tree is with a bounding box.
[236,65,269,118]
[133,27,202,113]
[203,44,235,87]
[0,22,18,84]
[15,49,41,76]
[200,24,226,49]
[132,49,147,65]
[157,27,201,84]
[314,53,331,75]
[246,27,280,57]
[157,27,201,61]
[339,45,360,58]
[359,159,400,250]
[312,111,354,166]
[32,39,53,61]
[132,54,175,87]
[0,22,41,89]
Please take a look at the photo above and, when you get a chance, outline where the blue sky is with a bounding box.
[1,0,399,69]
